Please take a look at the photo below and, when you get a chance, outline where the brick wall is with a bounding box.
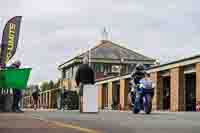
[170,67,185,112]
[196,63,200,107]
[151,72,163,111]
[120,79,129,110]
[98,84,103,109]
[108,82,113,109]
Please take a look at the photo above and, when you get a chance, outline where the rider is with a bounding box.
[129,64,146,105]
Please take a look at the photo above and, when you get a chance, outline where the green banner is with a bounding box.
[0,68,31,89]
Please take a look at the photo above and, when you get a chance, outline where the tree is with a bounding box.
[49,80,54,89]
[40,81,49,91]
[25,84,39,96]
[25,86,32,96]
[54,79,61,88]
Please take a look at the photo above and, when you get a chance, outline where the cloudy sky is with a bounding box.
[0,0,200,84]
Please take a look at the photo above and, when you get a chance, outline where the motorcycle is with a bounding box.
[132,83,153,114]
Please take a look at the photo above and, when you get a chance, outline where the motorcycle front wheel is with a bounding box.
[133,107,140,114]
[133,97,140,114]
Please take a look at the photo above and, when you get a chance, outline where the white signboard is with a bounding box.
[82,84,98,113]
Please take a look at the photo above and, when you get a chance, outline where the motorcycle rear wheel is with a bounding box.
[143,95,152,114]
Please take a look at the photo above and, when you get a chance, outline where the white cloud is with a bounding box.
[1,0,200,84]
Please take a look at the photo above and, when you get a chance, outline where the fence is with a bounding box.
[23,88,60,109]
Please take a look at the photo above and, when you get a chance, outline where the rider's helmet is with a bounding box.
[135,64,145,71]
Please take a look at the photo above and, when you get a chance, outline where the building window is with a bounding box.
[144,64,151,69]
[126,64,129,73]
[121,64,126,74]
[106,64,111,73]
[91,64,95,70]
[73,66,78,79]
[68,69,70,79]
[100,64,104,72]
[69,67,72,79]
[108,64,111,73]
[65,68,73,79]
[71,67,74,78]
[128,64,136,73]
[65,70,69,79]
[95,64,101,73]
[62,69,66,79]
[104,64,108,73]
[94,64,97,72]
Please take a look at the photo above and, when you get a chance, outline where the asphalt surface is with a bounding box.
[0,112,85,133]
[1,110,200,133]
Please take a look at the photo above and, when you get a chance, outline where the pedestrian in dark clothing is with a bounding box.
[75,56,95,112]
[32,85,40,110]
[9,60,23,113]
[75,56,95,96]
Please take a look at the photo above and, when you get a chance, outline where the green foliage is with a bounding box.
[31,79,61,93]
[24,87,31,96]
[25,84,35,96]
[40,81,49,91]
[54,79,61,88]
[49,80,54,90]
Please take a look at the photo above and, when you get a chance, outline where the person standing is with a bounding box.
[75,56,95,112]
[139,72,154,97]
[19,90,25,109]
[9,60,23,113]
[32,85,40,110]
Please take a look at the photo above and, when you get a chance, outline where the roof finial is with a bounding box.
[101,27,108,41]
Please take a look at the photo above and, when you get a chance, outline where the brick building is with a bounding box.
[58,40,155,91]
[23,40,155,109]
[97,55,200,112]
[23,52,200,112]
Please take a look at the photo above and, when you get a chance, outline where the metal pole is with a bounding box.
[88,45,91,67]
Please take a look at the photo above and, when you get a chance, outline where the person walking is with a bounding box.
[139,72,154,97]
[32,85,40,110]
[75,56,95,113]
